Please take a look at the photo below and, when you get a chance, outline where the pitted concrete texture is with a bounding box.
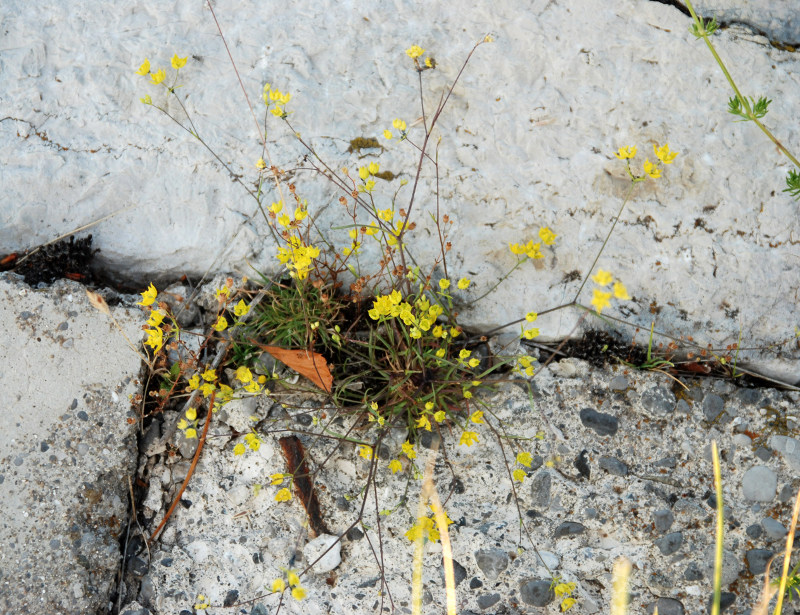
[1,0,798,378]
[0,276,143,614]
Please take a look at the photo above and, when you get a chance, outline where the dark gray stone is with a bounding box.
[706,592,735,613]
[746,549,774,575]
[223,590,239,607]
[646,597,685,615]
[641,387,676,415]
[579,408,618,436]
[754,446,772,462]
[519,579,554,606]
[778,483,797,503]
[746,524,763,539]
[653,509,674,534]
[554,521,586,538]
[474,549,509,581]
[599,456,628,476]
[346,527,364,541]
[477,593,501,610]
[737,388,761,405]
[684,562,704,581]
[702,394,725,422]
[654,532,683,555]
[469,577,483,589]
[530,471,552,508]
[251,605,268,615]
[440,558,467,586]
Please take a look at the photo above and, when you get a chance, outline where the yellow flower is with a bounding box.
[525,311,538,322]
[358,445,373,460]
[457,277,471,290]
[275,487,292,502]
[516,451,533,467]
[591,269,613,286]
[144,327,164,352]
[194,594,210,610]
[424,57,434,68]
[177,418,188,431]
[522,328,539,340]
[288,571,301,587]
[185,407,197,421]
[459,349,471,360]
[388,459,402,474]
[291,586,306,600]
[435,348,446,358]
[269,200,283,214]
[201,368,217,382]
[513,468,526,482]
[234,299,250,317]
[591,289,612,313]
[171,54,187,70]
[140,95,152,105]
[212,316,228,332]
[468,358,480,368]
[643,159,661,178]
[234,442,246,455]
[146,310,165,327]
[383,129,393,139]
[433,410,446,422]
[459,431,479,447]
[463,390,473,399]
[270,473,285,485]
[358,166,369,180]
[367,161,380,175]
[187,374,200,390]
[256,158,267,169]
[392,118,407,131]
[439,279,451,290]
[613,281,630,300]
[539,227,557,245]
[402,440,416,459]
[150,68,166,85]
[653,143,679,164]
[185,428,197,439]
[406,45,425,59]
[614,145,637,160]
[137,283,158,306]
[272,578,286,593]
[416,415,431,431]
[136,59,150,76]
[469,410,484,424]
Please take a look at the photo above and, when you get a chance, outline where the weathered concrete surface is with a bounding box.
[1,0,799,379]
[124,356,800,615]
[0,276,143,614]
[693,0,800,44]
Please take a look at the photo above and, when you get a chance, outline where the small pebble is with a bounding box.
[746,549,774,575]
[579,408,619,436]
[554,521,585,538]
[654,532,682,556]
[530,471,552,508]
[761,517,787,540]
[519,579,554,607]
[477,593,501,610]
[653,509,674,534]
[646,597,684,615]
[599,456,628,476]
[742,466,777,502]
[474,549,509,581]
[608,375,628,391]
[702,394,725,422]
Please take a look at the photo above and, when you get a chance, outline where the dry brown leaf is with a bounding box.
[249,340,333,393]
[86,289,110,315]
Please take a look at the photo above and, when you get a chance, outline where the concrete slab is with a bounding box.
[0,276,143,614]
[1,0,798,378]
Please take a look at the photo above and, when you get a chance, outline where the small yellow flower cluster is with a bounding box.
[276,236,320,280]
[520,310,539,341]
[233,432,262,456]
[177,405,200,439]
[515,355,537,377]
[270,473,293,502]
[271,569,306,601]
[615,143,679,181]
[553,579,578,611]
[589,269,629,314]
[367,289,445,340]
[513,451,534,482]
[193,594,210,610]
[509,226,557,260]
[357,161,381,193]
[383,118,407,140]
[137,284,167,353]
[262,83,291,118]
[405,504,453,542]
[135,54,187,103]
[405,45,435,69]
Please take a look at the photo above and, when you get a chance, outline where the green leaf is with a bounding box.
[783,169,800,199]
